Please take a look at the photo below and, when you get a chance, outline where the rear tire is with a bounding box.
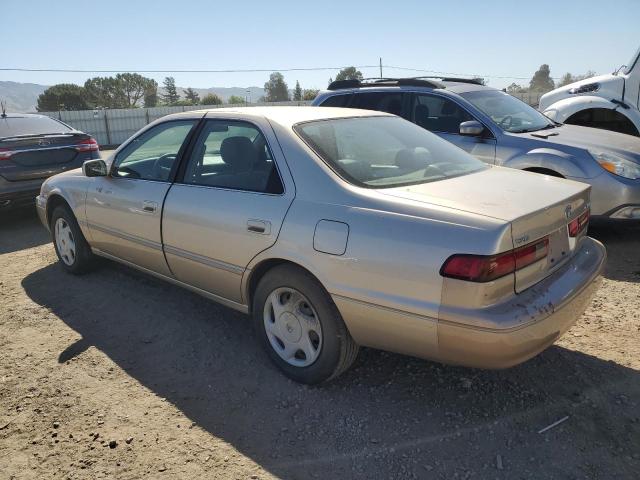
[252,264,359,384]
[50,205,96,274]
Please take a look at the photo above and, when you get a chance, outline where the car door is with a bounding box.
[161,114,295,304]
[411,93,497,164]
[85,119,198,275]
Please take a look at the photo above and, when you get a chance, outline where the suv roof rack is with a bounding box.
[412,76,484,85]
[327,77,445,91]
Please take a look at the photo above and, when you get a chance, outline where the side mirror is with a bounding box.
[459,120,484,136]
[82,159,108,177]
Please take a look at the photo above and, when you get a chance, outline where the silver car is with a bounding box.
[36,107,606,384]
[313,78,640,220]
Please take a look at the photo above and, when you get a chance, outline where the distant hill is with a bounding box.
[0,81,48,113]
[0,81,267,113]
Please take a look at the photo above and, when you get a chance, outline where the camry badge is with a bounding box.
[565,205,573,219]
[38,139,51,147]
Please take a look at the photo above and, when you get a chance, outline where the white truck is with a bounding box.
[539,47,640,137]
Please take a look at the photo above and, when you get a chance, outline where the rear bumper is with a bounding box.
[0,176,43,209]
[334,237,606,369]
[436,236,606,368]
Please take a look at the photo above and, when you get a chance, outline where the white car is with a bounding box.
[540,46,640,137]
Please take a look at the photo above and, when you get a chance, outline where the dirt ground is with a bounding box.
[0,208,638,480]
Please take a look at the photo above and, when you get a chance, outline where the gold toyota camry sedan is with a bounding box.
[36,107,606,384]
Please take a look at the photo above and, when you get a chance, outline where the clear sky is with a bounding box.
[2,0,639,91]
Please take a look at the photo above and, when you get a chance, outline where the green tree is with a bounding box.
[116,73,156,107]
[335,66,363,82]
[84,76,127,109]
[183,87,200,105]
[529,64,555,92]
[144,80,159,107]
[506,83,527,94]
[264,72,290,102]
[201,93,222,105]
[302,89,319,101]
[293,81,303,101]
[37,84,89,111]
[558,70,596,87]
[161,77,180,105]
[228,95,245,104]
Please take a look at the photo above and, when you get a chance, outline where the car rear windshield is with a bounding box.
[0,116,73,139]
[294,116,486,188]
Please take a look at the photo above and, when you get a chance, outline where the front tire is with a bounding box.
[50,205,96,274]
[252,265,359,384]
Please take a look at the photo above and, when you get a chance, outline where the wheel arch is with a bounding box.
[46,193,73,227]
[565,107,639,136]
[244,257,327,314]
[522,167,565,178]
[503,148,590,178]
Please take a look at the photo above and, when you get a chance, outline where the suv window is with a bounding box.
[182,120,284,194]
[319,94,352,108]
[113,120,196,181]
[352,92,406,117]
[412,94,473,134]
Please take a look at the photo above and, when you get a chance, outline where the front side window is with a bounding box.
[113,120,196,181]
[352,92,406,117]
[413,94,473,134]
[460,90,554,133]
[182,120,283,194]
[295,116,486,189]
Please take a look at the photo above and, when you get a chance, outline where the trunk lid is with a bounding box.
[0,133,90,181]
[380,166,591,292]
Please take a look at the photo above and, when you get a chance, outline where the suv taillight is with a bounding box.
[568,209,589,237]
[440,237,549,283]
[75,137,99,152]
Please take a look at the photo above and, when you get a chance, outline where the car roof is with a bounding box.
[166,106,394,127]
[0,113,54,119]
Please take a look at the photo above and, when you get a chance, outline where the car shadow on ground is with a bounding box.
[0,207,49,255]
[21,259,640,479]
[588,219,640,283]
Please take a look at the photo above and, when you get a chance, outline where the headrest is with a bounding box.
[395,148,430,170]
[220,136,256,172]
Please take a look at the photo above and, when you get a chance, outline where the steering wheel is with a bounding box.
[152,153,176,181]
[498,115,513,130]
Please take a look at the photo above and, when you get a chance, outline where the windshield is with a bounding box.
[295,116,486,189]
[0,115,72,139]
[460,90,554,133]
[624,46,640,74]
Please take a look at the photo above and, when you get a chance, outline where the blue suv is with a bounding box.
[313,77,640,219]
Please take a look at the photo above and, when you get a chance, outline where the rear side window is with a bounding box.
[413,95,473,134]
[319,94,352,108]
[352,92,406,117]
[0,116,72,138]
[182,120,284,194]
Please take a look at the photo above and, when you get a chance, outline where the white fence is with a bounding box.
[39,101,311,147]
[38,92,543,147]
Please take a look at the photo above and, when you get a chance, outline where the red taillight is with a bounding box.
[0,148,13,161]
[568,209,589,237]
[75,137,99,152]
[441,236,550,283]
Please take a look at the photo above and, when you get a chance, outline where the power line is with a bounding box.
[384,65,563,81]
[0,65,379,74]
[0,64,564,81]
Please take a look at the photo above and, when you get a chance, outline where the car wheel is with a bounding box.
[253,264,359,384]
[50,205,96,274]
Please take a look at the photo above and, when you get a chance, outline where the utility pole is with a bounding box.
[379,57,383,78]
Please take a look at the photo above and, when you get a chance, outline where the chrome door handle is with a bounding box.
[142,200,157,213]
[247,219,271,235]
